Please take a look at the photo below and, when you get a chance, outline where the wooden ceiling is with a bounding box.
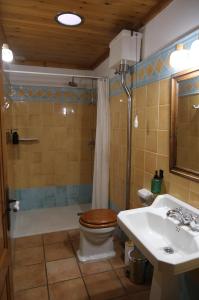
[0,0,173,70]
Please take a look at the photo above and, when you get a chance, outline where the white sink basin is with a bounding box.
[118,194,199,300]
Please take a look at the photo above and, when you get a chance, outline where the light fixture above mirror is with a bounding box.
[170,39,199,70]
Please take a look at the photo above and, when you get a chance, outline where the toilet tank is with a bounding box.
[109,30,142,69]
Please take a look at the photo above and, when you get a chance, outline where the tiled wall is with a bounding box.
[109,74,131,210]
[109,28,199,210]
[4,85,96,210]
[131,79,199,209]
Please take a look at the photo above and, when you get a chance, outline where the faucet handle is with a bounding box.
[175,207,183,215]
[190,214,199,223]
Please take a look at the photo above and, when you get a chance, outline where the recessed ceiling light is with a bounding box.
[55,12,83,26]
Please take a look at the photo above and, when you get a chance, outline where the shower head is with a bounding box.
[68,77,78,87]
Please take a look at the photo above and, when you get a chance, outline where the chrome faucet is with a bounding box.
[166,207,199,231]
[166,207,184,225]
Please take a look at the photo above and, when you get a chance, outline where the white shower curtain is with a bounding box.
[92,78,110,209]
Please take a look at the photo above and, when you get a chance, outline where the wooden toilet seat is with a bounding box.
[79,209,117,229]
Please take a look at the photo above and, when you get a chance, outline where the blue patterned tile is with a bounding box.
[13,184,92,211]
[10,85,95,104]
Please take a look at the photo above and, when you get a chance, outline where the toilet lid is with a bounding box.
[79,209,117,228]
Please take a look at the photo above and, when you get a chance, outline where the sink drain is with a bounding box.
[163,247,174,254]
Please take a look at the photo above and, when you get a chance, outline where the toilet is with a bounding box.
[77,209,117,262]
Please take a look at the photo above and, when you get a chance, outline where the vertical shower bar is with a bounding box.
[118,61,132,210]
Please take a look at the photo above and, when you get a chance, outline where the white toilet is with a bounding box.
[77,209,117,262]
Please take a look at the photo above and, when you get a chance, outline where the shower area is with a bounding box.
[3,69,98,237]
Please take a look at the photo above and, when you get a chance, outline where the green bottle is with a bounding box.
[151,170,162,194]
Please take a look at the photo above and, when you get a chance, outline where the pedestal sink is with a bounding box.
[117,194,199,300]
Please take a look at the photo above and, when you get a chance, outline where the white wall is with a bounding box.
[142,0,199,59]
[94,58,115,78]
[95,0,199,76]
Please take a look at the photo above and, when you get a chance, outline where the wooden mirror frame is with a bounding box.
[170,67,199,182]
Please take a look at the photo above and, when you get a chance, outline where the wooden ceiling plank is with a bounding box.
[1,2,148,21]
[0,0,173,69]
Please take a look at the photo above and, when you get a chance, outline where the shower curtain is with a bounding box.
[92,78,110,209]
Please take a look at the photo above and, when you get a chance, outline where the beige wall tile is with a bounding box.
[144,172,153,190]
[157,130,169,156]
[146,130,158,153]
[146,106,159,130]
[188,192,199,208]
[158,105,169,130]
[134,129,145,150]
[145,151,157,174]
[133,150,144,169]
[147,81,159,106]
[9,100,95,189]
[135,86,147,109]
[159,79,170,105]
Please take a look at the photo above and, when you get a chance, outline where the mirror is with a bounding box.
[170,68,199,182]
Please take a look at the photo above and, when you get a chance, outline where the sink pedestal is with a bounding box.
[150,270,180,300]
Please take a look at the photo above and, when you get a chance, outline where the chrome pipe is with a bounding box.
[120,62,132,210]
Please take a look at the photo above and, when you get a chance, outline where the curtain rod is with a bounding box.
[4,69,108,80]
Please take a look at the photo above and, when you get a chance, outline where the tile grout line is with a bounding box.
[42,234,51,300]
[156,80,161,170]
[143,85,147,187]
[111,266,128,296]
[70,237,91,300]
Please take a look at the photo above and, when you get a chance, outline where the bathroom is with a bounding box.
[0,0,199,299]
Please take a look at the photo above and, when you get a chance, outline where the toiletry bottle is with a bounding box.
[151,170,161,194]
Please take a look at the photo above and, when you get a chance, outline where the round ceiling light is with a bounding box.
[55,12,83,26]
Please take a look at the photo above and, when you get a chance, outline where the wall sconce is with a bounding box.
[169,44,189,69]
[2,44,14,63]
[190,39,199,67]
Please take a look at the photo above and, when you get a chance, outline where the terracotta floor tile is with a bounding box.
[44,242,74,262]
[13,264,47,292]
[49,278,89,300]
[14,246,44,266]
[67,229,80,241]
[113,240,124,256]
[43,231,68,245]
[117,290,150,300]
[84,270,125,300]
[109,253,125,269]
[79,260,112,276]
[14,286,48,300]
[46,257,81,284]
[71,239,79,253]
[116,267,150,295]
[15,235,43,249]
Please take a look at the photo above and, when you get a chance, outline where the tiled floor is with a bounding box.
[13,230,150,300]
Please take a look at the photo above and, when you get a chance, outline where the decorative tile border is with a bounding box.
[132,29,198,89]
[110,28,199,96]
[8,85,96,104]
[10,184,92,210]
[110,73,132,97]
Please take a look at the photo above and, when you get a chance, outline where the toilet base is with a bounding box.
[77,224,116,262]
[77,249,116,262]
